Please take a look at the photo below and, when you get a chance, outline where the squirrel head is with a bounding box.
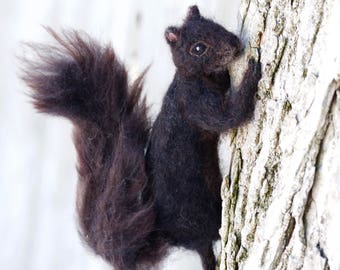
[165,5,242,77]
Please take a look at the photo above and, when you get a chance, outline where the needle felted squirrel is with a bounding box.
[22,5,261,270]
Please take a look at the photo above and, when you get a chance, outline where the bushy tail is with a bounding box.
[21,28,167,270]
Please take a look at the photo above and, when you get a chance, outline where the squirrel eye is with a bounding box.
[190,42,208,56]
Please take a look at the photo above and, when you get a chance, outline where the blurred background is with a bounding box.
[0,0,240,269]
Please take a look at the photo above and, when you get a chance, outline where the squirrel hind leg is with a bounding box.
[197,243,217,270]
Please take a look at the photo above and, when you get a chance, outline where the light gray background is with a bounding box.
[0,0,239,269]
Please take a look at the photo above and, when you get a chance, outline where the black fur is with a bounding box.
[21,6,261,270]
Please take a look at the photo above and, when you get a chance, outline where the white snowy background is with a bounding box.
[0,0,239,269]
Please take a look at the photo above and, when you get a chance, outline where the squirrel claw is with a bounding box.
[247,57,262,80]
[248,57,256,65]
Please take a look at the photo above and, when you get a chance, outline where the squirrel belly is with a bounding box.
[146,77,223,245]
[22,5,261,270]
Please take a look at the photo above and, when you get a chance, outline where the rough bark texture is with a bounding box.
[219,0,340,269]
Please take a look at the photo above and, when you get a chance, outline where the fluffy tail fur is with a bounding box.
[22,28,166,270]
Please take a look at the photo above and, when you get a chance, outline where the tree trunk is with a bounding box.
[219,0,340,269]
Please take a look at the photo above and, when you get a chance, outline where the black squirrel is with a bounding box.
[22,5,261,270]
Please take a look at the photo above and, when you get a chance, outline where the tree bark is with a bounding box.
[219,0,340,269]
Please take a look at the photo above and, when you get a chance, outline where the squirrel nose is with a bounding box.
[232,37,243,56]
[235,44,244,57]
[225,34,243,57]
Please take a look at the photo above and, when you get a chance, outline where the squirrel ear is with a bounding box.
[165,27,180,46]
[187,5,201,20]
